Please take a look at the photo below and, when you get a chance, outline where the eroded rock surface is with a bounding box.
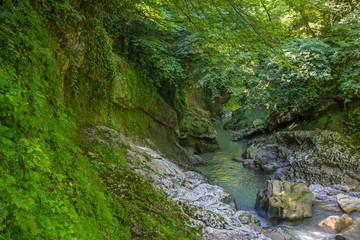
[337,194,360,213]
[342,217,360,240]
[309,184,356,212]
[240,131,360,190]
[255,180,315,221]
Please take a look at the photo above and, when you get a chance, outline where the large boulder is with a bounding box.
[318,214,354,233]
[255,180,316,221]
[242,130,360,190]
[337,194,360,213]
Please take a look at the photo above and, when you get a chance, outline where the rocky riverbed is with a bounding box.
[232,129,360,240]
[82,125,290,240]
[82,125,360,240]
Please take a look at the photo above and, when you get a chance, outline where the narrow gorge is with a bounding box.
[1,1,360,240]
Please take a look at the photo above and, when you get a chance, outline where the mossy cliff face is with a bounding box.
[177,111,219,154]
[0,1,217,238]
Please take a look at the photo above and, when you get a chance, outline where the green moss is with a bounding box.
[294,191,311,202]
[290,184,296,194]
[0,2,199,239]
[278,194,288,206]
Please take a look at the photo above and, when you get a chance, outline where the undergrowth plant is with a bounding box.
[0,1,199,239]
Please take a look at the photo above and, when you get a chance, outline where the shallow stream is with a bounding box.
[196,120,360,240]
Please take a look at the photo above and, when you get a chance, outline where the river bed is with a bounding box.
[196,120,360,240]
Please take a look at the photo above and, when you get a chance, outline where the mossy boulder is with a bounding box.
[255,180,316,222]
[177,111,219,153]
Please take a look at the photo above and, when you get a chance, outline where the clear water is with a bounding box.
[196,120,360,240]
[196,121,266,218]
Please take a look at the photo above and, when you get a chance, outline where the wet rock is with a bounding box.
[242,144,290,174]
[230,127,266,141]
[235,211,261,226]
[309,184,349,212]
[190,154,206,166]
[231,157,243,163]
[337,194,360,213]
[318,214,353,232]
[241,159,258,170]
[342,217,360,240]
[254,145,288,165]
[335,214,354,233]
[262,162,282,173]
[335,235,349,240]
[265,228,293,240]
[255,180,315,221]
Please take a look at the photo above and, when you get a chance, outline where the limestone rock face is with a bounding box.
[142,101,178,129]
[319,214,354,232]
[255,180,315,221]
[265,228,293,240]
[337,194,360,213]
[241,130,360,190]
[241,144,290,174]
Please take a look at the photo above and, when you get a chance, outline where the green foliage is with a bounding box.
[227,38,332,130]
[345,107,360,140]
[83,17,116,107]
[266,38,332,115]
[192,58,249,101]
[0,1,199,239]
[107,13,188,111]
[325,19,360,103]
[0,2,119,238]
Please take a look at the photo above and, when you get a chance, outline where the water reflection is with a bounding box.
[196,121,266,212]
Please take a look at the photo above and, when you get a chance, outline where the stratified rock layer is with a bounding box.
[241,130,360,190]
[337,194,360,213]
